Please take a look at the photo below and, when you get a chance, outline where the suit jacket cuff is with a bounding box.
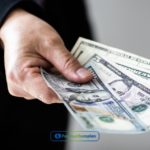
[0,0,45,26]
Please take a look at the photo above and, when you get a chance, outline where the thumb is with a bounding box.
[41,45,92,83]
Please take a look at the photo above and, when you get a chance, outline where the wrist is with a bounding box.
[0,9,30,42]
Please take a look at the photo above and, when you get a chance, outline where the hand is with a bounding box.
[0,9,92,104]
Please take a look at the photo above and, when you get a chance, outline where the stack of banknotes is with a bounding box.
[41,37,150,134]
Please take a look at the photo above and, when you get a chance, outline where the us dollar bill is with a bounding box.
[41,68,146,134]
[85,54,150,130]
[71,37,150,80]
[41,38,150,134]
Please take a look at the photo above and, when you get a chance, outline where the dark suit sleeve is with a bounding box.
[0,0,45,26]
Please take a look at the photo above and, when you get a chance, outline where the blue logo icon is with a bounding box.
[54,133,62,139]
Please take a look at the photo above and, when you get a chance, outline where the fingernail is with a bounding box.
[76,68,92,79]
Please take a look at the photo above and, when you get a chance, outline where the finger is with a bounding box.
[40,45,92,83]
[22,67,62,104]
[7,83,35,100]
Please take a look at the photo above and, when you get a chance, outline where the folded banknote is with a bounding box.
[41,37,150,134]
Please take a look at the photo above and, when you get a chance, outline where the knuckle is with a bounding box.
[24,96,34,100]
[43,36,63,49]
[7,86,19,97]
[7,65,27,84]
[7,70,17,83]
[20,67,39,82]
[37,92,56,104]
[21,68,32,79]
[63,55,79,72]
[37,93,48,104]
[8,88,32,100]
[7,69,24,85]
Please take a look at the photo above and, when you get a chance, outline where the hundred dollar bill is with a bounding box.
[86,54,150,130]
[71,37,150,80]
[41,66,147,134]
